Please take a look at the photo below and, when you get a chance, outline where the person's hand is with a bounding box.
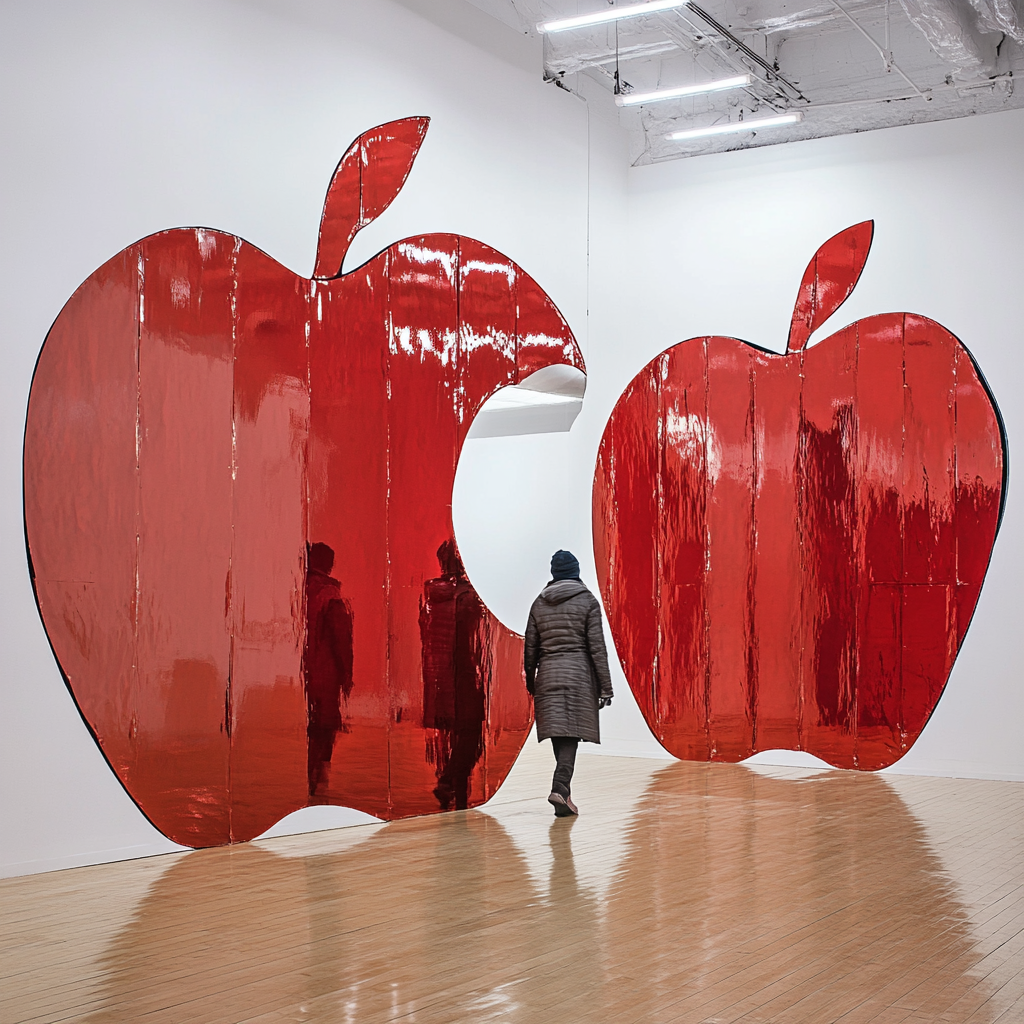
[599,696,612,709]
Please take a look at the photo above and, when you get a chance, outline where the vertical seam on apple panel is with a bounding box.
[852,320,861,769]
[748,347,757,757]
[703,337,712,757]
[304,276,313,812]
[949,334,958,706]
[358,139,366,242]
[654,353,663,738]
[749,348,759,757]
[134,246,143,780]
[513,266,520,387]
[226,238,238,841]
[953,336,961,596]
[384,245,393,818]
[794,342,802,753]
[899,312,907,749]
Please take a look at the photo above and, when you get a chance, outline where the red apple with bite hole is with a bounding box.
[25,117,584,846]
[593,222,1004,769]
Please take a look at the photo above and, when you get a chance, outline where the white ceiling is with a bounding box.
[466,0,1024,162]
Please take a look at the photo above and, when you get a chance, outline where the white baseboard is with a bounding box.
[1,808,383,879]
[580,742,673,760]
[0,841,185,879]
[580,742,1024,783]
[880,762,1024,782]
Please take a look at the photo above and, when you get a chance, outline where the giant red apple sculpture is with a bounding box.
[25,118,583,846]
[594,222,1004,770]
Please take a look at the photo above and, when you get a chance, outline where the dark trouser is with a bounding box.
[307,721,339,798]
[433,726,485,811]
[550,737,579,797]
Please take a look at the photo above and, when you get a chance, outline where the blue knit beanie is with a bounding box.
[550,549,580,581]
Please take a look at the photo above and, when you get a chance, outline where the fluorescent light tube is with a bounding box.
[538,0,687,34]
[666,112,802,141]
[616,74,752,106]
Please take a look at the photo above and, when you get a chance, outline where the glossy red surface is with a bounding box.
[24,118,582,846]
[230,243,311,839]
[594,223,1004,770]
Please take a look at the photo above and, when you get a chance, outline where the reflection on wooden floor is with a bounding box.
[3,741,1024,1023]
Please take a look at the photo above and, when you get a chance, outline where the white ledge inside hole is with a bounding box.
[468,364,586,439]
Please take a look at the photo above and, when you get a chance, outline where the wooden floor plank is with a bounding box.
[2,743,1022,1024]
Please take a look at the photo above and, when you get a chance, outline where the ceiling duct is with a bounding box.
[897,0,1000,80]
[466,0,1024,161]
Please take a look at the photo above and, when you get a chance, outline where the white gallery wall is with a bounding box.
[2,0,1022,878]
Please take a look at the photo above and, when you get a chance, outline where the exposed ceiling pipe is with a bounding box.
[809,91,928,105]
[674,4,811,101]
[544,38,678,75]
[828,0,933,96]
[656,15,796,106]
[758,0,894,35]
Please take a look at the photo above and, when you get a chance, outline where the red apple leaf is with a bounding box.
[313,116,430,279]
[786,221,874,353]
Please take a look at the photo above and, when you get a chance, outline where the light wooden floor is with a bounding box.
[3,742,1024,1024]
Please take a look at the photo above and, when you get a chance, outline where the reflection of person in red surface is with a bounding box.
[304,542,354,801]
[420,539,487,811]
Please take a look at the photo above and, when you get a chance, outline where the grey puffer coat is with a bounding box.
[525,580,614,743]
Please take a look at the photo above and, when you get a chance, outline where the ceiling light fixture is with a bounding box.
[538,0,687,34]
[616,74,753,106]
[666,112,803,141]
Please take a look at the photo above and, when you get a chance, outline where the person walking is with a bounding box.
[524,550,614,817]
